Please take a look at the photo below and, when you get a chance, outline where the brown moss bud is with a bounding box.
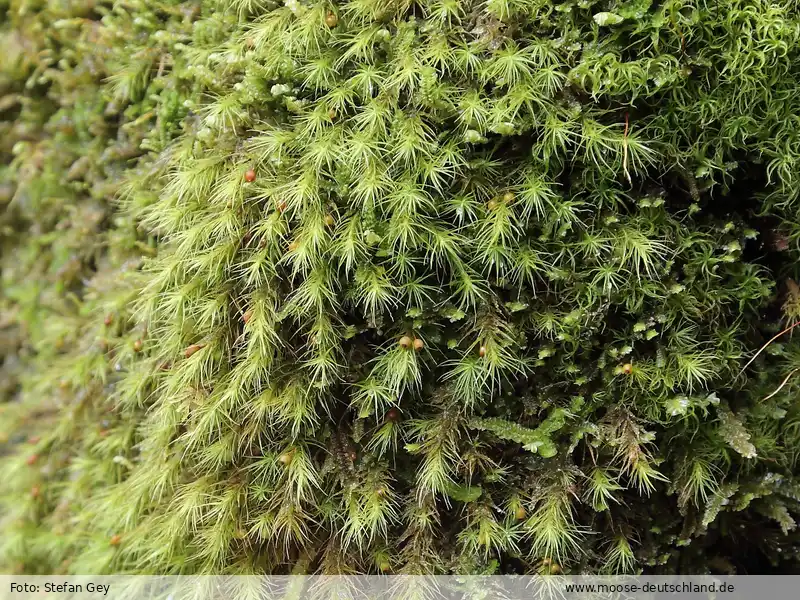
[184,343,205,358]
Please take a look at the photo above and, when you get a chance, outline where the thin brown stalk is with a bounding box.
[761,368,800,403]
[737,320,800,378]
[622,112,631,184]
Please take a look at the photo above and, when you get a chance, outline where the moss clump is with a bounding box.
[3,0,800,575]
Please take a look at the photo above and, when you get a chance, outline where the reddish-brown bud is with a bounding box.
[184,343,205,358]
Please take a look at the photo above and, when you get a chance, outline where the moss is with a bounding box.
[2,0,800,575]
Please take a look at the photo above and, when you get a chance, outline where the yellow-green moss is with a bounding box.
[3,0,800,575]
